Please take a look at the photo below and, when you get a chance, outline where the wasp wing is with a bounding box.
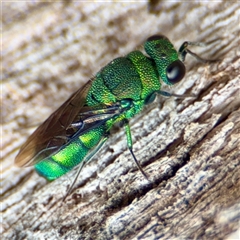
[15,80,94,167]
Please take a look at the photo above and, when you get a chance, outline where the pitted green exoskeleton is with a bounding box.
[15,34,216,198]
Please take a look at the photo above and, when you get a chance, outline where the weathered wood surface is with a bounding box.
[2,2,239,240]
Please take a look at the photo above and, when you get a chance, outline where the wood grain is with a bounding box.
[2,2,239,239]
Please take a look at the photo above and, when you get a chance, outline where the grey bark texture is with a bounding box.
[2,2,240,240]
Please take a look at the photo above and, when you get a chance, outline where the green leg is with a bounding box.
[124,120,148,180]
[63,135,109,201]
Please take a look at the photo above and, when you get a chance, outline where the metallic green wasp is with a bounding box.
[15,35,214,191]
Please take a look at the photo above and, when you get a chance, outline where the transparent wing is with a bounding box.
[15,80,94,167]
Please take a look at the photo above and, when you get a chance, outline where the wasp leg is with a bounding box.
[63,135,109,201]
[158,90,194,98]
[123,120,148,180]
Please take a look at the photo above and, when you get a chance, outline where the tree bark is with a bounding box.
[2,2,239,240]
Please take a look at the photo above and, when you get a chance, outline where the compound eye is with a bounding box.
[166,60,186,84]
